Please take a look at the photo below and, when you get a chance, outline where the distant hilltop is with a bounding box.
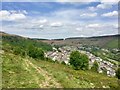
[32,34,120,40]
[0,31,119,49]
[0,31,119,40]
[65,34,120,40]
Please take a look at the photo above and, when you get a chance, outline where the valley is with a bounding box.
[1,32,120,88]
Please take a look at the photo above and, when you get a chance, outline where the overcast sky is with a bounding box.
[0,0,119,39]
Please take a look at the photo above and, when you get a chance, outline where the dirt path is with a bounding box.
[24,59,41,87]
[25,59,62,88]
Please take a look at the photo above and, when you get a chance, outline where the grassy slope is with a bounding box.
[2,53,44,88]
[2,52,119,88]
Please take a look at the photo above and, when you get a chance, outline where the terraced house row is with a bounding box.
[45,46,117,77]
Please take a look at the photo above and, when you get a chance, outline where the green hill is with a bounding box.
[1,32,119,88]
[41,35,119,49]
[1,32,53,52]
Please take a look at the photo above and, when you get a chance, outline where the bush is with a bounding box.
[116,67,120,79]
[91,61,99,72]
[61,61,66,65]
[102,68,107,75]
[69,51,89,70]
[28,45,44,60]
[13,47,21,55]
[45,57,54,62]
[54,60,60,64]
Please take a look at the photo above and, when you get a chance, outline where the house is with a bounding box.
[46,46,117,77]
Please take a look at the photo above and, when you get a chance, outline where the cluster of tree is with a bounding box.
[2,35,53,51]
[28,45,44,60]
[69,51,89,70]
[2,35,53,60]
[11,44,45,60]
[69,50,100,72]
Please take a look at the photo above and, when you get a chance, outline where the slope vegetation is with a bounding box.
[2,52,119,88]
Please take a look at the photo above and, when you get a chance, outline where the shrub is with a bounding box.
[116,67,120,79]
[54,60,60,64]
[91,61,99,72]
[13,47,21,55]
[45,57,54,62]
[61,61,66,65]
[69,51,89,70]
[102,68,107,75]
[28,45,44,60]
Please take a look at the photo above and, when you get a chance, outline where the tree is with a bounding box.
[28,45,44,60]
[116,67,120,79]
[69,51,89,70]
[91,61,99,72]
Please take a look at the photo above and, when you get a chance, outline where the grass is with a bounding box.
[31,58,119,88]
[105,39,118,49]
[2,53,44,88]
[2,52,119,88]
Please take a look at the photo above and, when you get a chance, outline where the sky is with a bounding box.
[0,0,119,39]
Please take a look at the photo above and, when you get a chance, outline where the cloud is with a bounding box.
[0,10,27,21]
[1,0,99,2]
[39,25,44,28]
[2,0,119,3]
[113,24,118,29]
[76,27,83,31]
[55,0,98,2]
[38,19,48,24]
[22,10,28,14]
[3,20,118,39]
[0,10,10,19]
[89,3,113,12]
[86,24,102,28]
[50,22,63,27]
[52,9,79,20]
[97,4,112,9]
[88,7,97,11]
[100,0,119,4]
[1,29,5,32]
[88,0,117,12]
[9,13,26,21]
[80,13,97,17]
[101,11,118,17]
[1,2,118,39]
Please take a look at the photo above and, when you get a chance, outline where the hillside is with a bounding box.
[1,32,119,88]
[41,35,119,49]
[1,32,53,52]
[2,52,119,88]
